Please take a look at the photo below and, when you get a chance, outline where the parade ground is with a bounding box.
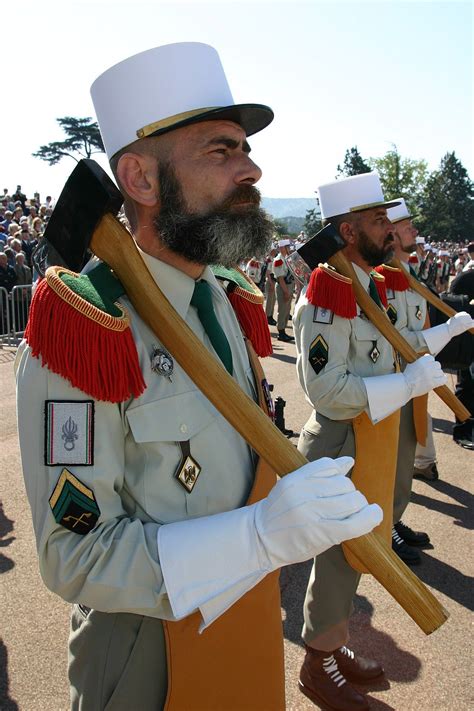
[1,321,473,710]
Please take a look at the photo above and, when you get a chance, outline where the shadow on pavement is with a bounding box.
[410,551,473,611]
[0,502,15,574]
[271,352,297,365]
[431,416,454,436]
[411,479,473,530]
[0,639,19,711]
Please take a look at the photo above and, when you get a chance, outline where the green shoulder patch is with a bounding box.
[49,468,100,535]
[309,334,329,375]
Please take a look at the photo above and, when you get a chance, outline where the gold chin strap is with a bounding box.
[136,107,220,138]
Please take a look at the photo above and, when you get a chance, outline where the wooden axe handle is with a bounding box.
[329,253,471,422]
[88,213,448,635]
[389,257,474,335]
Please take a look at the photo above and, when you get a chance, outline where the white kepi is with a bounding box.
[317,172,400,220]
[91,42,274,159]
[387,197,418,223]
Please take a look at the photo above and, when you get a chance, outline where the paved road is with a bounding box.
[1,323,473,710]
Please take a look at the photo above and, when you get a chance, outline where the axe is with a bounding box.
[295,226,471,422]
[35,159,448,634]
[388,256,474,335]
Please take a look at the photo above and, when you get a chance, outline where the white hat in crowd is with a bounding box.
[386,197,418,223]
[278,238,292,247]
[415,236,426,244]
[91,42,273,159]
[317,172,400,220]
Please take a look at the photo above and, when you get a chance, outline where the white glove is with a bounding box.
[363,354,447,423]
[158,457,382,627]
[422,311,474,355]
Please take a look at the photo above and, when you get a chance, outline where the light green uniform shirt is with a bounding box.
[15,252,256,620]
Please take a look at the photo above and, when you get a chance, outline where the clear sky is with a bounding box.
[2,0,472,202]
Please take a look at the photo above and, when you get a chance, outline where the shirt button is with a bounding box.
[180,424,188,434]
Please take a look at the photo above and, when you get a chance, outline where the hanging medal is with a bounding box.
[175,440,202,493]
[369,340,380,363]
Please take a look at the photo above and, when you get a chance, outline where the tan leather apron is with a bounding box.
[343,409,400,573]
[162,342,285,711]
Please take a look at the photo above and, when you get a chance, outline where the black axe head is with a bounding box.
[33,159,123,275]
[287,223,346,283]
[297,223,346,270]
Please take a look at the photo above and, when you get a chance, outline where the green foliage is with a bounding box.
[303,207,322,237]
[337,146,371,177]
[33,116,105,165]
[273,216,305,236]
[416,152,474,242]
[368,144,428,214]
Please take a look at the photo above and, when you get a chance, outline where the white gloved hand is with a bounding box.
[158,457,382,625]
[422,311,474,354]
[402,353,447,398]
[363,354,447,423]
[254,456,382,570]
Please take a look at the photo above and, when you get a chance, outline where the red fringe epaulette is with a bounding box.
[375,264,409,292]
[408,254,419,264]
[273,258,283,267]
[371,270,389,308]
[25,265,146,403]
[211,265,272,357]
[306,265,357,319]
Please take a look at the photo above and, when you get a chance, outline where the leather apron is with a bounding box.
[343,409,400,573]
[162,342,286,711]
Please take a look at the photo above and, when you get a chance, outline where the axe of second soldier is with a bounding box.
[35,159,449,635]
[295,226,471,422]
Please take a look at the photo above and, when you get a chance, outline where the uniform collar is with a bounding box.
[351,262,372,290]
[137,247,222,320]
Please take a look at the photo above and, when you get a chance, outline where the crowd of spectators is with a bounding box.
[0,185,54,294]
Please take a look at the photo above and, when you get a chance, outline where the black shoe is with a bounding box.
[267,316,276,325]
[392,527,421,564]
[277,330,294,342]
[394,520,430,547]
[413,463,439,481]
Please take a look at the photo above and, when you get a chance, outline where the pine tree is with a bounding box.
[417,152,474,242]
[368,144,428,215]
[336,147,371,177]
[33,117,105,165]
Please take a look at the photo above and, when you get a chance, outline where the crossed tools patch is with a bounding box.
[44,401,94,466]
[49,468,100,535]
[386,304,398,325]
[309,334,329,375]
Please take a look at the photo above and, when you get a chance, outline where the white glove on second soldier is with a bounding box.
[158,457,381,627]
[422,311,474,355]
[363,353,447,423]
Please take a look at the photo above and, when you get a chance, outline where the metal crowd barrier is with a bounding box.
[0,285,32,347]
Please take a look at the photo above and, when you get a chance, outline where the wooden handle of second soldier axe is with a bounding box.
[88,213,448,635]
[328,252,471,422]
[389,257,474,336]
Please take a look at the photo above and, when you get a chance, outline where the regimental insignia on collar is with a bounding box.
[369,341,381,363]
[309,334,329,375]
[45,401,94,466]
[49,468,100,535]
[150,345,174,381]
[386,303,398,325]
[415,307,423,320]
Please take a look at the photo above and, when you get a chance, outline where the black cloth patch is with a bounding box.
[386,304,398,325]
[309,334,329,375]
[49,468,100,534]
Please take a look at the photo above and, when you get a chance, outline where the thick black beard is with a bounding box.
[357,228,395,266]
[153,162,274,267]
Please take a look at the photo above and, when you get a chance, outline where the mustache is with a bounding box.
[220,185,261,210]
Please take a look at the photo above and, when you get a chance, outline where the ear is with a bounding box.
[116,152,159,208]
[339,220,357,246]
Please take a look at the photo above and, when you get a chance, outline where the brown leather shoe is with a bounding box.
[299,646,370,710]
[334,646,384,683]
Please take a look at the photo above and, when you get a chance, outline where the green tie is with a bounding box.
[190,280,234,375]
[409,264,420,281]
[368,276,383,309]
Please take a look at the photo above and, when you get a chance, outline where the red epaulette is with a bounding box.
[371,270,389,308]
[306,265,357,319]
[408,254,419,264]
[375,264,410,292]
[249,259,260,267]
[273,258,283,267]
